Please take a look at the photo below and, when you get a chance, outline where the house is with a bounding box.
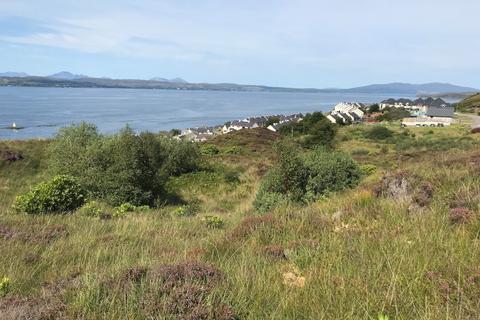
[380,98,449,116]
[266,113,303,132]
[327,102,365,124]
[179,126,217,141]
[401,106,455,127]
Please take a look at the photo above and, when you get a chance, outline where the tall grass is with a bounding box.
[1,125,480,319]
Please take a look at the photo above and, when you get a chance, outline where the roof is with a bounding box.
[426,106,454,117]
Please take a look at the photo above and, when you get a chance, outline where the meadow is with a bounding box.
[1,119,480,319]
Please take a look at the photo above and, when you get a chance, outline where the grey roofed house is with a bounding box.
[426,106,454,117]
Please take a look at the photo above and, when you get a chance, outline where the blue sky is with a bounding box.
[0,0,479,88]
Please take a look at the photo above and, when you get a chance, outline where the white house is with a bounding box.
[326,102,365,124]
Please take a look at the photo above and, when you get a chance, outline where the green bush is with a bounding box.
[279,112,337,148]
[304,148,362,199]
[78,201,106,218]
[254,143,361,212]
[223,146,242,155]
[173,203,199,217]
[14,175,86,214]
[47,123,200,206]
[200,144,219,155]
[376,107,410,121]
[365,126,394,140]
[253,191,288,214]
[360,164,377,176]
[0,276,10,297]
[203,215,224,228]
[114,203,136,217]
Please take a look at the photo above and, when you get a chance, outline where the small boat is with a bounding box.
[7,122,24,130]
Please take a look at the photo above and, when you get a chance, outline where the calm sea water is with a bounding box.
[0,86,415,140]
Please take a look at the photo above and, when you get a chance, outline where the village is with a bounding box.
[178,97,456,142]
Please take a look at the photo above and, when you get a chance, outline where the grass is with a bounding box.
[456,92,480,114]
[1,123,480,319]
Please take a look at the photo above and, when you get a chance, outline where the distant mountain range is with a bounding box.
[150,77,188,83]
[0,72,30,78]
[0,71,478,95]
[47,71,89,80]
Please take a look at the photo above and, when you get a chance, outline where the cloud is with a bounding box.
[0,0,479,87]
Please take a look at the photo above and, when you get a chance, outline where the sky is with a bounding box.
[0,0,479,88]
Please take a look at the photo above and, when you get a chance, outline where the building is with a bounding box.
[327,102,365,124]
[401,106,455,127]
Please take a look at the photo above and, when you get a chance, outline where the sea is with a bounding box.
[0,86,416,140]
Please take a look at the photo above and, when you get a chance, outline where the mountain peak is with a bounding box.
[48,71,89,80]
[150,77,187,83]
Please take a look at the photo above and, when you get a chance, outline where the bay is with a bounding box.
[0,86,414,140]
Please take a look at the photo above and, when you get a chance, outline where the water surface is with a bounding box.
[0,87,415,140]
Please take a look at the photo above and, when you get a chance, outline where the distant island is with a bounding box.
[0,71,478,95]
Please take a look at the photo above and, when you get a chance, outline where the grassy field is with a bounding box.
[1,122,480,319]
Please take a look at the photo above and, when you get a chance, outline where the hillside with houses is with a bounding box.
[178,97,456,142]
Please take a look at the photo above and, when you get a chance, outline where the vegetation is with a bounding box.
[279,112,337,148]
[365,126,394,140]
[47,123,200,206]
[376,106,411,121]
[1,122,480,319]
[455,92,480,113]
[254,142,361,211]
[14,175,86,214]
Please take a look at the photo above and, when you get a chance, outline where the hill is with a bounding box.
[455,93,480,113]
[1,121,480,318]
[0,73,477,94]
[47,71,89,80]
[0,72,29,78]
[346,82,478,95]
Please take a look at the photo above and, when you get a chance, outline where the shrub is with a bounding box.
[114,203,136,217]
[254,143,361,211]
[0,276,10,297]
[253,191,288,214]
[47,123,200,206]
[78,201,110,218]
[304,148,362,199]
[279,112,337,148]
[376,107,410,121]
[223,146,242,155]
[351,148,370,156]
[223,169,241,184]
[203,215,224,228]
[173,203,199,217]
[201,144,219,155]
[365,126,394,140]
[14,175,86,214]
[360,164,377,176]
